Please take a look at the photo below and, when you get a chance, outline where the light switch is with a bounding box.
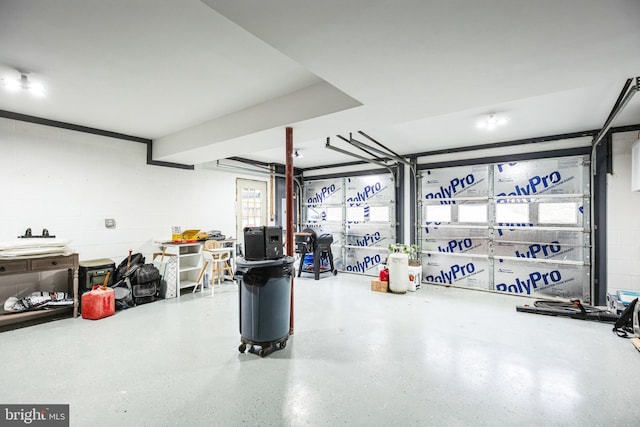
[105,218,116,229]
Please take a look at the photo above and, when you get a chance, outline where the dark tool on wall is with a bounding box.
[18,228,55,238]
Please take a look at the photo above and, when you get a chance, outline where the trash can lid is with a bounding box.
[236,256,295,268]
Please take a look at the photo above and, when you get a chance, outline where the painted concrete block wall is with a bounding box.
[0,117,251,264]
[3,114,636,298]
[607,130,640,294]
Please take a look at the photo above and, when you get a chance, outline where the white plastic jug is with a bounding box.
[388,252,409,293]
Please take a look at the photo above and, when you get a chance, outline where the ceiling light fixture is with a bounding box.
[0,71,46,97]
[476,113,507,130]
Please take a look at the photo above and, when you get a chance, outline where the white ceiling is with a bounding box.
[0,0,639,169]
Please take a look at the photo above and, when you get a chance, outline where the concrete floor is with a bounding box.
[1,273,639,426]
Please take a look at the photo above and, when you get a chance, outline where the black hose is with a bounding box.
[533,300,608,315]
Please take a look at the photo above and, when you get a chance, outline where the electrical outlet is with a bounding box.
[105,218,116,229]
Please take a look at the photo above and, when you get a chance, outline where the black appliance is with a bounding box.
[243,226,283,261]
[295,228,337,280]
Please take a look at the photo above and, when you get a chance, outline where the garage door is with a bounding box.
[419,155,590,301]
[303,173,396,276]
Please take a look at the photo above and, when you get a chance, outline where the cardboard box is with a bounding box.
[172,229,200,243]
[371,280,388,293]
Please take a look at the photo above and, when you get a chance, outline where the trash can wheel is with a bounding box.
[238,343,247,353]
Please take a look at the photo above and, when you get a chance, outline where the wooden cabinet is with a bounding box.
[0,253,79,330]
[0,260,29,274]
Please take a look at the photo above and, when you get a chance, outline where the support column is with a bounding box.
[286,127,295,334]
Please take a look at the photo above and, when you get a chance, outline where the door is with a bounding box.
[236,178,268,247]
[418,155,591,302]
[301,174,396,275]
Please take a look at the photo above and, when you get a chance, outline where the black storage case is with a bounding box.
[78,258,115,294]
[243,226,283,261]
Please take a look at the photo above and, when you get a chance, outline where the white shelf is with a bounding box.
[159,242,204,297]
[179,280,198,289]
[180,253,201,258]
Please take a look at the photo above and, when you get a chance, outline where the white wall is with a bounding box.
[3,115,635,295]
[607,130,640,294]
[0,117,261,264]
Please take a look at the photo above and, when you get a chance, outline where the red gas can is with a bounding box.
[81,286,115,320]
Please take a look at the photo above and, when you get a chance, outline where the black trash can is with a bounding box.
[236,256,294,357]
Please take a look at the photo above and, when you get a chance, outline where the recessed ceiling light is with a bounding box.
[476,113,507,130]
[0,71,46,97]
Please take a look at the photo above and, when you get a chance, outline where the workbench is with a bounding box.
[0,253,79,330]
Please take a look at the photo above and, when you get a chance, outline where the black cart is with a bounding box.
[235,256,294,357]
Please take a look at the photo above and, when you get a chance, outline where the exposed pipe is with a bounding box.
[337,134,385,161]
[349,136,413,167]
[351,133,418,246]
[213,160,303,191]
[269,165,275,222]
[146,143,194,170]
[286,127,295,335]
[349,132,418,246]
[591,80,639,175]
[0,109,194,170]
[215,159,304,247]
[325,137,394,173]
[603,78,633,130]
[358,130,404,159]
[295,179,303,240]
[589,76,639,304]
[409,160,419,250]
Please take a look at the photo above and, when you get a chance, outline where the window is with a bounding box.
[458,204,487,223]
[495,203,529,223]
[538,202,577,224]
[425,205,451,222]
[236,179,268,241]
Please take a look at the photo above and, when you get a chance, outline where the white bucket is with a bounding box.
[388,252,409,293]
